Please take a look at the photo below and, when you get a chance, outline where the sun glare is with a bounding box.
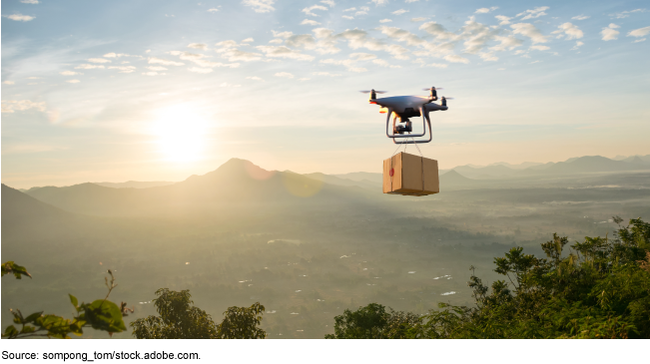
[151,104,211,163]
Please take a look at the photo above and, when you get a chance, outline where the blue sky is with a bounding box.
[2,0,649,188]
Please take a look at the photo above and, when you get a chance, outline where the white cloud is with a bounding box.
[220,49,262,62]
[444,54,470,64]
[20,0,40,3]
[609,8,646,19]
[188,43,208,49]
[242,38,254,43]
[478,52,498,61]
[188,67,213,74]
[419,22,455,41]
[371,0,388,5]
[601,23,620,41]
[312,71,341,76]
[379,19,392,23]
[298,78,311,81]
[66,79,81,83]
[146,66,167,71]
[108,66,136,73]
[257,45,315,61]
[372,59,401,68]
[475,7,498,14]
[495,15,511,25]
[552,22,583,40]
[274,72,294,78]
[571,15,590,20]
[242,0,275,13]
[392,9,408,15]
[379,26,424,46]
[59,71,82,76]
[571,41,584,50]
[246,76,264,81]
[75,64,105,69]
[410,17,426,22]
[302,5,328,17]
[5,14,35,21]
[530,45,550,51]
[269,39,283,44]
[88,58,111,63]
[103,53,117,58]
[350,52,377,60]
[3,80,15,85]
[489,35,524,52]
[320,58,367,72]
[405,0,419,2]
[301,19,321,26]
[142,72,164,76]
[511,23,548,44]
[517,6,549,20]
[343,7,356,12]
[628,26,650,38]
[342,15,354,20]
[215,40,240,49]
[1,100,46,113]
[207,8,219,12]
[633,38,646,43]
[148,57,185,66]
[321,0,335,6]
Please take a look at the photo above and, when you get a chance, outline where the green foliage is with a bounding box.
[131,288,218,339]
[416,216,650,339]
[131,288,266,339]
[325,303,421,339]
[2,267,126,339]
[216,302,267,339]
[1,261,32,279]
[326,217,650,339]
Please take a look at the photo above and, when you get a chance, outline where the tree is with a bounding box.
[216,302,267,339]
[325,217,650,339]
[2,264,127,339]
[131,288,218,339]
[325,303,421,339]
[418,216,650,339]
[131,288,267,339]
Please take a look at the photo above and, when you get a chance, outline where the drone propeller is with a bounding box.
[423,87,443,91]
[442,97,454,100]
[360,90,387,94]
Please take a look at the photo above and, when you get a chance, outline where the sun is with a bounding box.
[151,104,211,163]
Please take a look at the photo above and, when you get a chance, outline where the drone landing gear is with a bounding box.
[386,106,432,144]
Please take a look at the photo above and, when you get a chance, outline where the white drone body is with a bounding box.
[365,87,450,144]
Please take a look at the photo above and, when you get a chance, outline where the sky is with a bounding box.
[2,0,649,188]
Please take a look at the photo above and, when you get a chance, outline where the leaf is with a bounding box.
[25,312,43,323]
[1,261,32,279]
[69,294,79,311]
[83,299,126,333]
[2,325,19,338]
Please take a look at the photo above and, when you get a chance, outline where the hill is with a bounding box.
[23,158,382,217]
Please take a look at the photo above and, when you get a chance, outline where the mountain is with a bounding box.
[23,158,382,217]
[94,181,175,189]
[439,170,480,190]
[1,184,79,242]
[452,164,519,179]
[525,155,650,175]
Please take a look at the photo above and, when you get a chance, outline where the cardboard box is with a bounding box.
[383,152,439,196]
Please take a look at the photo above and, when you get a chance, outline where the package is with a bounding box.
[383,152,439,196]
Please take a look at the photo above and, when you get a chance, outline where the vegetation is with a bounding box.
[327,217,650,339]
[131,288,266,339]
[2,265,127,339]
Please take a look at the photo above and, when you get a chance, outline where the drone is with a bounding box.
[361,87,452,144]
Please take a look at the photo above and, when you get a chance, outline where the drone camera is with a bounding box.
[394,120,412,134]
